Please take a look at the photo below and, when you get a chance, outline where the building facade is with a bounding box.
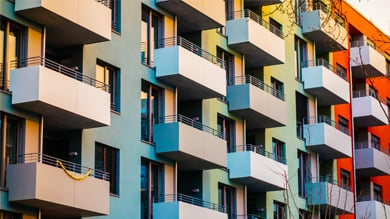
[0,0,388,219]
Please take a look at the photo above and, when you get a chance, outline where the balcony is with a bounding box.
[154,194,227,219]
[15,0,111,48]
[305,176,354,214]
[244,0,284,7]
[227,145,287,192]
[226,10,285,68]
[155,0,225,33]
[357,196,390,219]
[303,116,352,160]
[355,142,390,177]
[227,75,286,129]
[302,59,350,106]
[350,41,388,78]
[154,115,227,171]
[154,37,226,100]
[7,153,109,218]
[352,90,388,127]
[301,3,348,53]
[10,57,110,130]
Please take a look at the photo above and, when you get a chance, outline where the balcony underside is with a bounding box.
[304,87,349,106]
[228,42,284,68]
[305,31,347,53]
[157,151,225,171]
[230,108,285,129]
[354,115,387,127]
[351,64,385,78]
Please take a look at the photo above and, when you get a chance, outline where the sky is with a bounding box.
[346,0,390,36]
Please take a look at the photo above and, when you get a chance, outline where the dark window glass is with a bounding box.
[95,142,119,195]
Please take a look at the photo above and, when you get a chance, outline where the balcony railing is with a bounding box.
[302,2,345,27]
[303,115,350,135]
[232,144,286,164]
[140,42,153,67]
[7,153,110,181]
[156,114,226,140]
[352,90,388,105]
[155,37,225,69]
[350,40,386,57]
[95,0,112,8]
[307,176,352,191]
[237,214,264,219]
[302,58,348,81]
[355,142,390,156]
[10,57,110,92]
[230,75,285,101]
[229,10,283,38]
[156,194,226,213]
[357,195,390,206]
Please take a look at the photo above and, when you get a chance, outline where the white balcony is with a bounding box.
[7,153,109,218]
[153,115,227,171]
[306,177,354,214]
[352,91,388,127]
[10,57,111,130]
[244,0,284,7]
[227,145,287,192]
[226,10,285,68]
[303,116,352,160]
[156,0,225,33]
[227,75,286,129]
[302,59,350,106]
[301,3,348,53]
[350,43,387,78]
[357,199,390,219]
[15,0,111,47]
[154,37,226,100]
[154,194,227,219]
[355,142,390,177]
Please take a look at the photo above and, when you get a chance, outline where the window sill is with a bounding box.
[0,187,8,192]
[141,62,155,70]
[141,140,155,146]
[110,193,120,198]
[111,29,121,36]
[111,110,121,115]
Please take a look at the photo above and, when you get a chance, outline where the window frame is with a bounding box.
[272,138,286,163]
[217,114,235,152]
[141,158,163,219]
[141,80,163,143]
[96,60,121,112]
[95,142,119,195]
[273,201,287,219]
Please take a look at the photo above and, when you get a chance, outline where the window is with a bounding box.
[96,60,120,112]
[0,18,26,90]
[338,116,349,134]
[336,64,347,80]
[218,0,233,34]
[217,47,234,85]
[272,138,285,163]
[141,159,162,219]
[271,77,284,99]
[141,5,162,66]
[1,114,24,187]
[340,169,350,189]
[368,86,377,98]
[110,0,121,33]
[273,201,286,219]
[371,134,380,150]
[269,18,282,33]
[95,142,119,195]
[373,184,383,202]
[297,150,308,197]
[217,115,235,152]
[295,36,307,81]
[218,183,236,219]
[296,92,308,138]
[294,0,302,25]
[141,81,162,143]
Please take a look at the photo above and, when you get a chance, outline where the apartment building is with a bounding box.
[0,0,388,219]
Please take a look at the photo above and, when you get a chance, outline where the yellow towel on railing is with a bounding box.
[56,160,91,181]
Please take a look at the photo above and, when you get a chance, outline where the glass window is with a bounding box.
[297,150,308,197]
[218,183,236,219]
[141,5,162,66]
[95,142,119,195]
[111,0,121,33]
[141,80,162,143]
[273,201,286,219]
[338,116,349,134]
[96,60,120,112]
[141,158,162,219]
[371,134,380,150]
[217,115,235,152]
[295,36,307,81]
[272,138,285,163]
[340,169,350,189]
[373,184,383,202]
[271,77,284,99]
[217,47,234,85]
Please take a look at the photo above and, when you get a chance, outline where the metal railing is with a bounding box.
[155,37,226,69]
[352,90,388,105]
[156,115,226,140]
[302,58,348,81]
[357,195,390,206]
[230,75,285,101]
[307,176,352,191]
[95,0,111,8]
[232,144,287,164]
[355,142,390,155]
[237,214,264,219]
[156,194,226,213]
[10,57,110,92]
[7,153,110,181]
[303,115,350,135]
[140,42,153,67]
[302,2,345,27]
[229,10,283,38]
[350,40,387,57]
